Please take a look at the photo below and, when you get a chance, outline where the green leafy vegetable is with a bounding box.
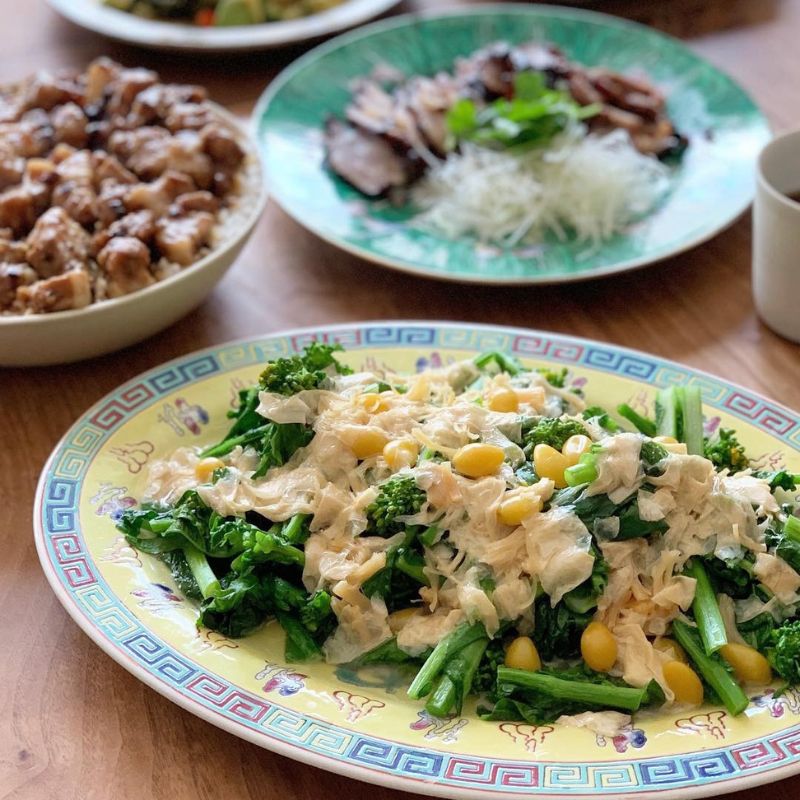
[552,484,668,541]
[277,612,324,662]
[755,470,800,492]
[473,351,521,375]
[407,622,487,701]
[259,341,352,396]
[366,476,426,537]
[703,427,749,472]
[197,572,272,637]
[425,637,488,716]
[160,549,203,601]
[447,71,598,151]
[532,597,591,661]
[766,620,800,684]
[766,516,800,573]
[702,554,755,600]
[472,637,506,695]
[686,559,728,654]
[582,406,620,433]
[738,613,776,651]
[522,417,587,455]
[616,403,657,437]
[537,366,568,389]
[672,619,748,715]
[348,638,423,667]
[483,666,652,723]
[563,551,609,614]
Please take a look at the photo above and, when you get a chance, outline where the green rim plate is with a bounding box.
[254,4,770,284]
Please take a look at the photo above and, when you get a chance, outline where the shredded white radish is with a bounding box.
[410,129,670,248]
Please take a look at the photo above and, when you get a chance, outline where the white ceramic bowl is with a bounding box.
[0,106,267,367]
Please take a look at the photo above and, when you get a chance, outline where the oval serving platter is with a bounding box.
[254,5,770,284]
[35,322,800,800]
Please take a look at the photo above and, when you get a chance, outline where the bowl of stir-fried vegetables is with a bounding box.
[102,0,346,27]
[46,0,401,50]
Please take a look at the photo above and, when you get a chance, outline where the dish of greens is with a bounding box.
[255,6,769,283]
[114,342,800,728]
[34,323,800,798]
[101,0,344,27]
[45,0,401,51]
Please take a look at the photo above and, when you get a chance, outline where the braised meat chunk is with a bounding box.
[0,262,36,309]
[0,58,249,315]
[97,236,154,298]
[26,207,90,277]
[125,171,196,216]
[155,212,214,266]
[52,150,98,226]
[0,178,51,236]
[17,269,92,313]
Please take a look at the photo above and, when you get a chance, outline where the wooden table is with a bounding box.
[2,1,800,798]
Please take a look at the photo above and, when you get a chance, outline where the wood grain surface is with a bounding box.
[2,1,800,798]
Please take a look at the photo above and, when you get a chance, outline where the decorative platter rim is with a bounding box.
[254,4,770,285]
[34,321,800,800]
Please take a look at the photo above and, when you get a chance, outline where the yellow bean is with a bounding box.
[663,660,704,705]
[357,393,389,414]
[581,621,617,672]
[452,443,505,478]
[720,643,773,685]
[195,457,224,483]
[653,637,689,664]
[653,435,688,454]
[562,434,592,466]
[533,443,569,488]
[505,636,541,671]
[349,428,389,459]
[497,492,542,526]
[487,387,519,413]
[383,439,419,471]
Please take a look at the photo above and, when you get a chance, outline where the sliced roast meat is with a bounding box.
[324,118,421,197]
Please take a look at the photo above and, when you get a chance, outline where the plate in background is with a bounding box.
[254,5,770,283]
[46,0,401,51]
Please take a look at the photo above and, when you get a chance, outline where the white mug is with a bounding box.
[753,129,800,343]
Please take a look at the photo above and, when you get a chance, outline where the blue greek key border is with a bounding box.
[38,323,800,797]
